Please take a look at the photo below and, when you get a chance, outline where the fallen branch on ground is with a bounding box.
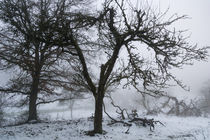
[103,101,165,133]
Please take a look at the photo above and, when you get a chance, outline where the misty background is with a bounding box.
[157,0,210,98]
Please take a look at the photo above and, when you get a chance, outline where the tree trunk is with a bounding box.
[175,99,180,116]
[93,92,104,134]
[28,77,39,122]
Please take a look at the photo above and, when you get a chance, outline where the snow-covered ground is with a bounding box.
[0,98,210,140]
[0,116,210,140]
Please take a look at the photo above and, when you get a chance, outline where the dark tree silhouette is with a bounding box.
[0,0,84,122]
[199,80,210,115]
[62,0,208,134]
[0,94,5,126]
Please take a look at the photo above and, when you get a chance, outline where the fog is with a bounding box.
[98,0,210,99]
[156,0,210,97]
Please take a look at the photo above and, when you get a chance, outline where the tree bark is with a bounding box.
[93,92,104,134]
[28,76,39,122]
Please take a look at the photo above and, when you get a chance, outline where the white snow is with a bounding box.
[0,98,210,140]
[1,113,210,139]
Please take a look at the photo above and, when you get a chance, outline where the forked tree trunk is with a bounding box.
[28,77,39,122]
[93,92,104,134]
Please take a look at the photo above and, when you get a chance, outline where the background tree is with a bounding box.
[62,0,208,134]
[141,93,202,117]
[199,80,210,115]
[0,0,86,122]
[0,94,5,126]
[58,88,87,119]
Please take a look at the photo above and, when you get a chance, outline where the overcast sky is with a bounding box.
[104,0,210,98]
[155,0,210,97]
[94,0,210,99]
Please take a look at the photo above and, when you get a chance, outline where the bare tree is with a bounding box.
[0,94,5,126]
[142,94,202,117]
[199,80,210,115]
[58,88,87,119]
[0,0,86,122]
[61,0,208,134]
